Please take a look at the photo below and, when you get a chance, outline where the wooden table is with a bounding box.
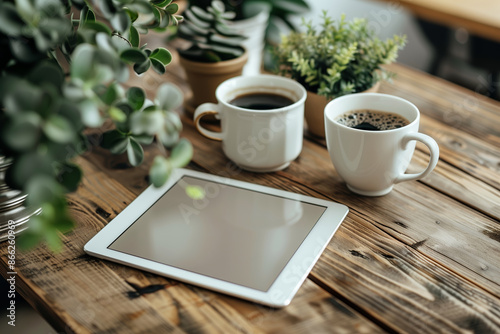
[373,0,500,42]
[1,58,500,333]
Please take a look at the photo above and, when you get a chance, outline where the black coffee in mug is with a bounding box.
[229,92,294,110]
[335,109,410,131]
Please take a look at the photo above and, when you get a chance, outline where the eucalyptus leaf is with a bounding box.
[1,112,42,151]
[78,99,103,127]
[43,114,75,143]
[56,162,82,193]
[130,109,164,135]
[13,149,54,182]
[71,44,95,81]
[27,61,65,89]
[156,83,183,111]
[26,175,64,207]
[169,138,193,168]
[149,155,171,187]
[108,106,127,122]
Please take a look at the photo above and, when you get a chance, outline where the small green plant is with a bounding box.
[0,0,191,251]
[189,0,310,44]
[274,12,406,99]
[177,0,246,62]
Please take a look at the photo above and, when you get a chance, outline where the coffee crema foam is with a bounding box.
[335,109,410,131]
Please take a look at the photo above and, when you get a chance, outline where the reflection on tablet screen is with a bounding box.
[109,176,327,292]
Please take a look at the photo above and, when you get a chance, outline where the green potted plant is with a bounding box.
[0,0,192,250]
[189,0,310,75]
[273,12,406,137]
[176,0,248,114]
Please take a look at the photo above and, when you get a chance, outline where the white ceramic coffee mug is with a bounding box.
[324,93,439,196]
[194,75,307,172]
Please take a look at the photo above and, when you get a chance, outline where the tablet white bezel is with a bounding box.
[84,168,348,307]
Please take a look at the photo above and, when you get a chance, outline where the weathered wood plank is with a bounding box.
[78,142,386,334]
[182,113,500,333]
[1,152,387,333]
[179,112,500,299]
[418,115,500,191]
[381,63,500,147]
[312,213,500,333]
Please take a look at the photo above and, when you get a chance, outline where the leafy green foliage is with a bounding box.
[273,13,406,99]
[189,0,309,45]
[0,0,192,251]
[177,0,246,62]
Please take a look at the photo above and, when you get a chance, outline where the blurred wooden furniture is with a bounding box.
[374,0,500,42]
[1,55,499,333]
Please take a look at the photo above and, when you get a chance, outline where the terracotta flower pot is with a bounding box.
[180,51,248,117]
[304,82,380,138]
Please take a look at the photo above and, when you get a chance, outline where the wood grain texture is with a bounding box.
[1,41,499,333]
[372,0,500,42]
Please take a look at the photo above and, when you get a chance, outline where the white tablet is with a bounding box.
[84,168,348,307]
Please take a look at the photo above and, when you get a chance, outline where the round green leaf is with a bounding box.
[127,87,146,110]
[26,175,64,207]
[149,155,171,187]
[7,152,53,190]
[149,48,172,65]
[2,112,42,151]
[129,25,140,47]
[156,83,183,110]
[78,99,103,128]
[71,44,96,81]
[43,114,75,143]
[150,57,166,74]
[82,21,113,34]
[126,137,144,166]
[108,106,127,122]
[165,3,178,14]
[169,138,192,168]
[120,48,148,63]
[111,11,131,33]
[130,109,164,135]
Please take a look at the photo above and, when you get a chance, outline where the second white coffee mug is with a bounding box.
[194,75,307,172]
[324,93,439,196]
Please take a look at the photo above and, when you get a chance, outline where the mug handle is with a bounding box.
[395,133,439,183]
[193,103,224,141]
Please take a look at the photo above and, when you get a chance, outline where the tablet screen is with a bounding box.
[109,176,327,292]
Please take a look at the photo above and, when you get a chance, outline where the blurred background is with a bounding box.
[1,0,498,333]
[296,0,499,100]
